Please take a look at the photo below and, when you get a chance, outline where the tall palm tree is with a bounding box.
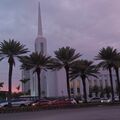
[20,52,51,99]
[0,39,29,105]
[51,46,80,99]
[112,54,120,102]
[70,60,98,103]
[95,46,118,101]
[0,82,4,90]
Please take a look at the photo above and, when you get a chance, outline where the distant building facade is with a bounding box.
[21,2,67,97]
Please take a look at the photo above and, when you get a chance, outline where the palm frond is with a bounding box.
[0,39,29,66]
[20,52,51,73]
[0,82,4,88]
[0,39,29,57]
[20,79,30,84]
[95,46,120,69]
[54,46,81,64]
[70,59,98,80]
[47,58,63,70]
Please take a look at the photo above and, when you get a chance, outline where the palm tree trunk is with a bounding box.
[81,76,87,103]
[36,68,41,99]
[65,66,71,99]
[108,67,115,102]
[8,63,13,106]
[115,68,120,102]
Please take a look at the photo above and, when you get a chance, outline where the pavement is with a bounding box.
[0,106,120,120]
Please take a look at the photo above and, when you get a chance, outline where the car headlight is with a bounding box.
[32,103,36,106]
[101,100,103,103]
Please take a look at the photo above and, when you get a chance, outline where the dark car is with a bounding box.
[51,98,76,107]
[90,97,101,103]
[31,99,52,107]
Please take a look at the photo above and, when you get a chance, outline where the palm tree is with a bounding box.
[88,86,93,98]
[0,82,4,90]
[97,47,120,101]
[20,52,51,99]
[95,46,118,101]
[70,60,98,103]
[104,86,112,99]
[112,54,120,102]
[51,46,80,99]
[16,85,20,92]
[99,86,104,98]
[88,79,93,98]
[0,39,29,105]
[92,85,100,97]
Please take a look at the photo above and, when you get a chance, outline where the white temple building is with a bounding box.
[22,2,68,97]
[22,2,117,98]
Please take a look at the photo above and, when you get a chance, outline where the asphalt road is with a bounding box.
[0,106,120,120]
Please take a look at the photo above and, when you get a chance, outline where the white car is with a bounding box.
[0,101,8,108]
[114,96,119,102]
[0,99,32,108]
[101,98,111,103]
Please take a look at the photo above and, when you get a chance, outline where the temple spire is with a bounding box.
[38,2,43,36]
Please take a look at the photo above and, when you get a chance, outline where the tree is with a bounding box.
[95,46,118,102]
[70,60,98,103]
[104,86,112,99]
[88,86,93,98]
[112,54,120,102]
[92,85,100,97]
[99,86,104,98]
[99,80,104,98]
[50,46,80,99]
[20,52,51,99]
[0,82,4,90]
[88,79,93,98]
[16,85,20,92]
[0,39,28,105]
[20,78,30,93]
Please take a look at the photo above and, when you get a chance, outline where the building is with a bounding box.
[22,2,67,97]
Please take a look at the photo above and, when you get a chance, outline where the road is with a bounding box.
[0,106,120,120]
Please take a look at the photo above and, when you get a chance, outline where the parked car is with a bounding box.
[51,99,70,107]
[0,100,6,103]
[114,96,119,102]
[0,99,33,108]
[51,98,77,106]
[31,98,77,107]
[65,98,77,104]
[90,97,101,103]
[31,99,52,107]
[74,98,83,104]
[100,98,111,103]
[0,101,8,108]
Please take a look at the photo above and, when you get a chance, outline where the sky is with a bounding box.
[0,0,120,91]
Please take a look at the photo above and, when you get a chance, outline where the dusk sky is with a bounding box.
[0,0,120,91]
